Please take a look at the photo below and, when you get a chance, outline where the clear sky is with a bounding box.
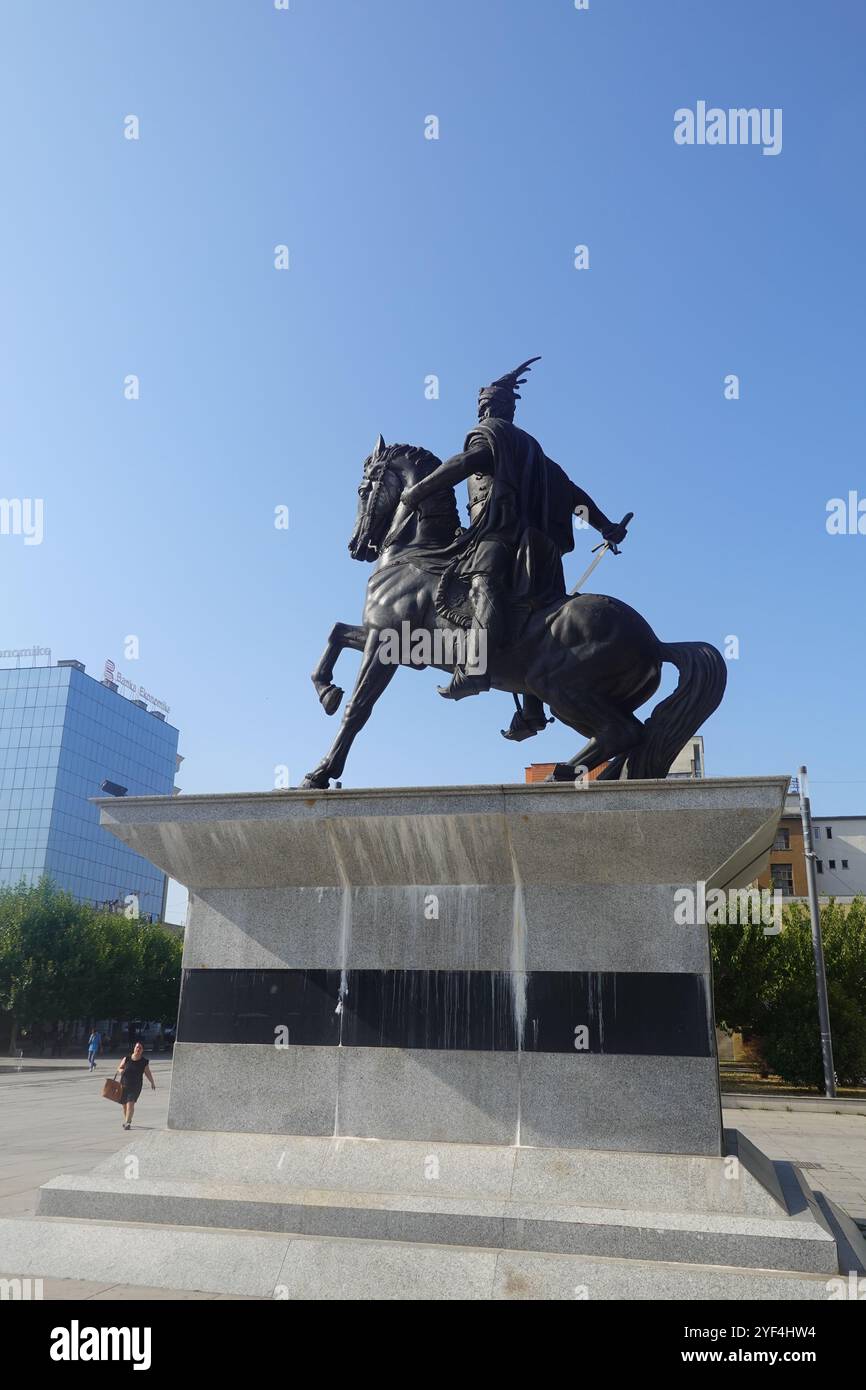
[2,2,864,920]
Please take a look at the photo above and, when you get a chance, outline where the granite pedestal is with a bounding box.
[101,778,778,1154]
[3,778,864,1298]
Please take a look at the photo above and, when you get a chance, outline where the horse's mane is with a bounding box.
[379,442,442,475]
[378,443,461,531]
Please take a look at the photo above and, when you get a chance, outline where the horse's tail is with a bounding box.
[626,642,727,780]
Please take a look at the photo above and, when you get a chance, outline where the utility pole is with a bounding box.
[797,766,836,1098]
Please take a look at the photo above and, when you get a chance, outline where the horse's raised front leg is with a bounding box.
[301,629,395,789]
[311,622,367,715]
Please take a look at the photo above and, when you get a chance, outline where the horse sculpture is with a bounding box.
[300,437,726,790]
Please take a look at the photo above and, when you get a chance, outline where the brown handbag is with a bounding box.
[102,1072,123,1104]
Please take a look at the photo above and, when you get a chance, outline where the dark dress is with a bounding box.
[120,1054,148,1102]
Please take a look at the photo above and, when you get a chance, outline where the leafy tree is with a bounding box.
[761,978,866,1089]
[0,878,182,1054]
[711,916,775,1034]
[712,896,866,1090]
[135,921,183,1025]
[0,879,99,1049]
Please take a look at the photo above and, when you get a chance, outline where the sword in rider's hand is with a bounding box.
[570,512,633,595]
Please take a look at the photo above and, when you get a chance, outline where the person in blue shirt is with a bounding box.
[86,1029,102,1072]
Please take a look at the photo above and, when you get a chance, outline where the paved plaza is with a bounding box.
[1,1058,864,1300]
[0,1057,172,1222]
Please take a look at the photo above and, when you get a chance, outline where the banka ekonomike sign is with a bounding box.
[0,645,51,662]
[103,659,170,716]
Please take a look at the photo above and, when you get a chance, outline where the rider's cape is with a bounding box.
[461,417,578,561]
[399,417,577,608]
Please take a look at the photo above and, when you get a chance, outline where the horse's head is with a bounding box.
[348,435,446,561]
[348,435,401,561]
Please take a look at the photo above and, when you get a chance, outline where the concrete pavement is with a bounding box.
[1,1060,863,1299]
[0,1058,235,1299]
[0,1057,171,1219]
[722,1105,866,1226]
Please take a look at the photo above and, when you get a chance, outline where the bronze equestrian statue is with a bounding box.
[396,357,628,737]
[300,359,726,790]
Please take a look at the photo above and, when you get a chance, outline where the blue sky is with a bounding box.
[2,1,864,919]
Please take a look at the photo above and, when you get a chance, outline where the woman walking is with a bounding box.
[117,1041,155,1130]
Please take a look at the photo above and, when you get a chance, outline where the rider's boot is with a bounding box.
[501,693,550,741]
[438,575,501,700]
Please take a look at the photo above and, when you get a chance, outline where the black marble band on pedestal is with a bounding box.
[176,967,713,1056]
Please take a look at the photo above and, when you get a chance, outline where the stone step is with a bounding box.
[0,1218,836,1300]
[47,1128,792,1217]
[38,1170,838,1273]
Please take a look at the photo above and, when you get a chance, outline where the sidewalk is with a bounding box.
[723,1092,866,1116]
[0,1056,200,1299]
[722,1105,865,1224]
[1,1054,173,1070]
[1,1062,862,1299]
[0,1057,172,1219]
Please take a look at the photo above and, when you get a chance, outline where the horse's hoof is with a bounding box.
[320,685,344,716]
[549,763,578,782]
[300,771,330,790]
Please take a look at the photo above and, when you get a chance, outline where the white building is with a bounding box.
[812,816,866,899]
[667,735,705,780]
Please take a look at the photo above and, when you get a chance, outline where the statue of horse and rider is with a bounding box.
[300,357,726,790]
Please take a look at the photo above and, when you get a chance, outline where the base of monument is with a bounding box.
[10,779,857,1299]
[1,1128,862,1300]
[0,1221,841,1300]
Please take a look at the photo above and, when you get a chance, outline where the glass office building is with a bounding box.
[0,661,180,919]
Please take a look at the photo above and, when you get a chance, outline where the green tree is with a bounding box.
[135,921,183,1025]
[0,879,182,1054]
[712,896,866,1089]
[0,879,100,1051]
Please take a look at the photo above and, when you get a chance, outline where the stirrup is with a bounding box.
[500,710,550,742]
[501,694,553,741]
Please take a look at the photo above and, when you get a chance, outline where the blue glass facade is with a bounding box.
[0,664,179,919]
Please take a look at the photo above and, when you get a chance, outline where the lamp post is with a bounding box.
[797,766,836,1098]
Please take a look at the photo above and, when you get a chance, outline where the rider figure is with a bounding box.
[398,358,628,738]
